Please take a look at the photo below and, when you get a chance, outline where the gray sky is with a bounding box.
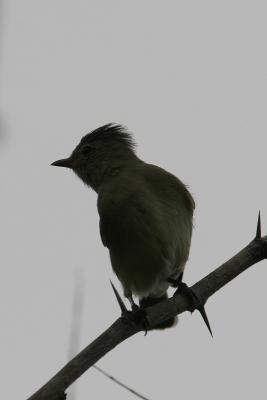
[1,1,266,399]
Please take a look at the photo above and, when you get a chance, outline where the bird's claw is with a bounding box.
[122,306,149,335]
[110,281,149,334]
[174,282,197,312]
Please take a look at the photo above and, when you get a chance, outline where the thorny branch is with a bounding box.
[27,213,267,400]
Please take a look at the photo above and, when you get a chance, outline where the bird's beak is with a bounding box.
[51,157,73,169]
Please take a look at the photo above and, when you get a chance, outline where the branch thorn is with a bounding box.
[255,210,261,239]
[110,280,128,314]
[197,305,213,337]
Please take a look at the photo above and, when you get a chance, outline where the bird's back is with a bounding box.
[97,161,195,298]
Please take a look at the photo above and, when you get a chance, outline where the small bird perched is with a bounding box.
[52,123,211,332]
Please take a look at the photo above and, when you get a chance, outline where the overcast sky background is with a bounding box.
[1,1,266,399]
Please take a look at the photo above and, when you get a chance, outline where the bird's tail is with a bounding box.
[139,293,177,330]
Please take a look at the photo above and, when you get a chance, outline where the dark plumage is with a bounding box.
[52,123,195,330]
[77,123,136,153]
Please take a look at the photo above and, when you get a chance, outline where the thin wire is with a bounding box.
[67,269,85,400]
[0,0,7,144]
[92,365,151,400]
[68,272,152,400]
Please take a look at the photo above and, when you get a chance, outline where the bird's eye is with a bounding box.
[81,145,92,155]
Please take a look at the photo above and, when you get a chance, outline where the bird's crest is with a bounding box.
[79,123,136,152]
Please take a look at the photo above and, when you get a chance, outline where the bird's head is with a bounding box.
[51,123,137,191]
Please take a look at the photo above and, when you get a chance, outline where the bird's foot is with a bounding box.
[124,304,149,335]
[110,281,149,334]
[174,282,198,312]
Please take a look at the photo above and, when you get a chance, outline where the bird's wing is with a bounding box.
[98,183,174,296]
[142,163,195,214]
[99,211,111,248]
[97,165,194,296]
[97,164,194,252]
[97,176,168,254]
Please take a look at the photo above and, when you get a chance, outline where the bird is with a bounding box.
[51,123,211,333]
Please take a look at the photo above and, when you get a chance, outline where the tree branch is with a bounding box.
[27,217,267,400]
